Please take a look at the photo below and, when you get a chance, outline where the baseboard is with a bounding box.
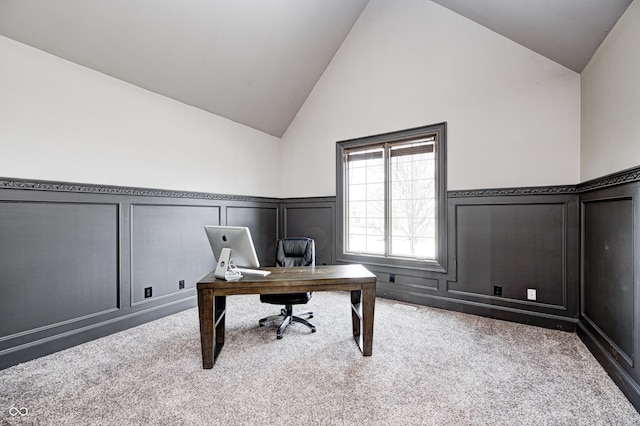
[0,297,197,370]
[378,286,577,332]
[577,319,640,412]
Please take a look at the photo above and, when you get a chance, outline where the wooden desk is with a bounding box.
[197,264,376,369]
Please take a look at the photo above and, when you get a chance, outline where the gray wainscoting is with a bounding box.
[577,170,640,410]
[0,179,282,369]
[368,190,579,330]
[0,200,119,339]
[449,195,578,319]
[280,197,336,266]
[2,170,640,412]
[130,203,220,305]
[226,205,279,267]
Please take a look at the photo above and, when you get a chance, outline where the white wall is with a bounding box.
[0,36,281,197]
[581,0,640,182]
[279,0,581,197]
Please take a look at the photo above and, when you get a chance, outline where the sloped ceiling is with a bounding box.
[0,0,633,137]
[432,0,633,73]
[0,0,370,137]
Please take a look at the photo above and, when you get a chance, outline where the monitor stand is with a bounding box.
[214,248,233,280]
[214,248,270,280]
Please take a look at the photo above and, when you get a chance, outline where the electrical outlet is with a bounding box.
[493,285,502,296]
[527,288,537,301]
[144,287,152,298]
[179,280,185,289]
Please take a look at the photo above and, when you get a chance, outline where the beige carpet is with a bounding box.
[1,292,638,425]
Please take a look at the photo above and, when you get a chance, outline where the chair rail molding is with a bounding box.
[578,165,640,192]
[0,177,280,203]
[448,185,577,198]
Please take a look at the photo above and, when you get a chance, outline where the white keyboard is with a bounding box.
[236,268,271,277]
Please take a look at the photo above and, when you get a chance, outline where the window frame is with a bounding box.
[336,123,447,273]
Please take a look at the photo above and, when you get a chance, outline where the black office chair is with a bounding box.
[258,237,316,339]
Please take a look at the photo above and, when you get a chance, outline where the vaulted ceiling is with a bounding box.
[432,0,633,74]
[0,0,370,137]
[0,0,633,137]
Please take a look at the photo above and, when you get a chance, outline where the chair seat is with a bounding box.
[260,292,311,305]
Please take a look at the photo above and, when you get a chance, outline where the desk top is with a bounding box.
[197,264,376,291]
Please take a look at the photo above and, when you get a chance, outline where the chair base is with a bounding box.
[259,304,316,339]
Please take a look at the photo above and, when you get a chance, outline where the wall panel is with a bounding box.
[582,197,634,365]
[452,202,567,308]
[226,206,279,267]
[282,199,336,266]
[0,200,118,339]
[130,204,219,305]
[578,172,640,409]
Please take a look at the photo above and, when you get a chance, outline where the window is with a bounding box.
[336,123,446,271]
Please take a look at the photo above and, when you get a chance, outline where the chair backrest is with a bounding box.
[275,238,315,267]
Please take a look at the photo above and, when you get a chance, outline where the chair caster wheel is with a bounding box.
[259,324,265,327]
[277,335,283,340]
[309,315,314,319]
[311,329,317,333]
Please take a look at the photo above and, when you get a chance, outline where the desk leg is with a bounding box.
[213,295,226,363]
[198,288,214,369]
[361,284,375,356]
[198,290,227,369]
[350,290,361,340]
[351,285,375,356]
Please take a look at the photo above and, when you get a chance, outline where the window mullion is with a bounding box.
[384,143,391,257]
[343,151,349,253]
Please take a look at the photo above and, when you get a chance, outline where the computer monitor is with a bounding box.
[204,225,261,279]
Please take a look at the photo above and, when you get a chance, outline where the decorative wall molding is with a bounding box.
[0,177,280,203]
[447,165,640,197]
[447,185,577,198]
[4,165,640,203]
[281,196,337,204]
[578,165,640,192]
